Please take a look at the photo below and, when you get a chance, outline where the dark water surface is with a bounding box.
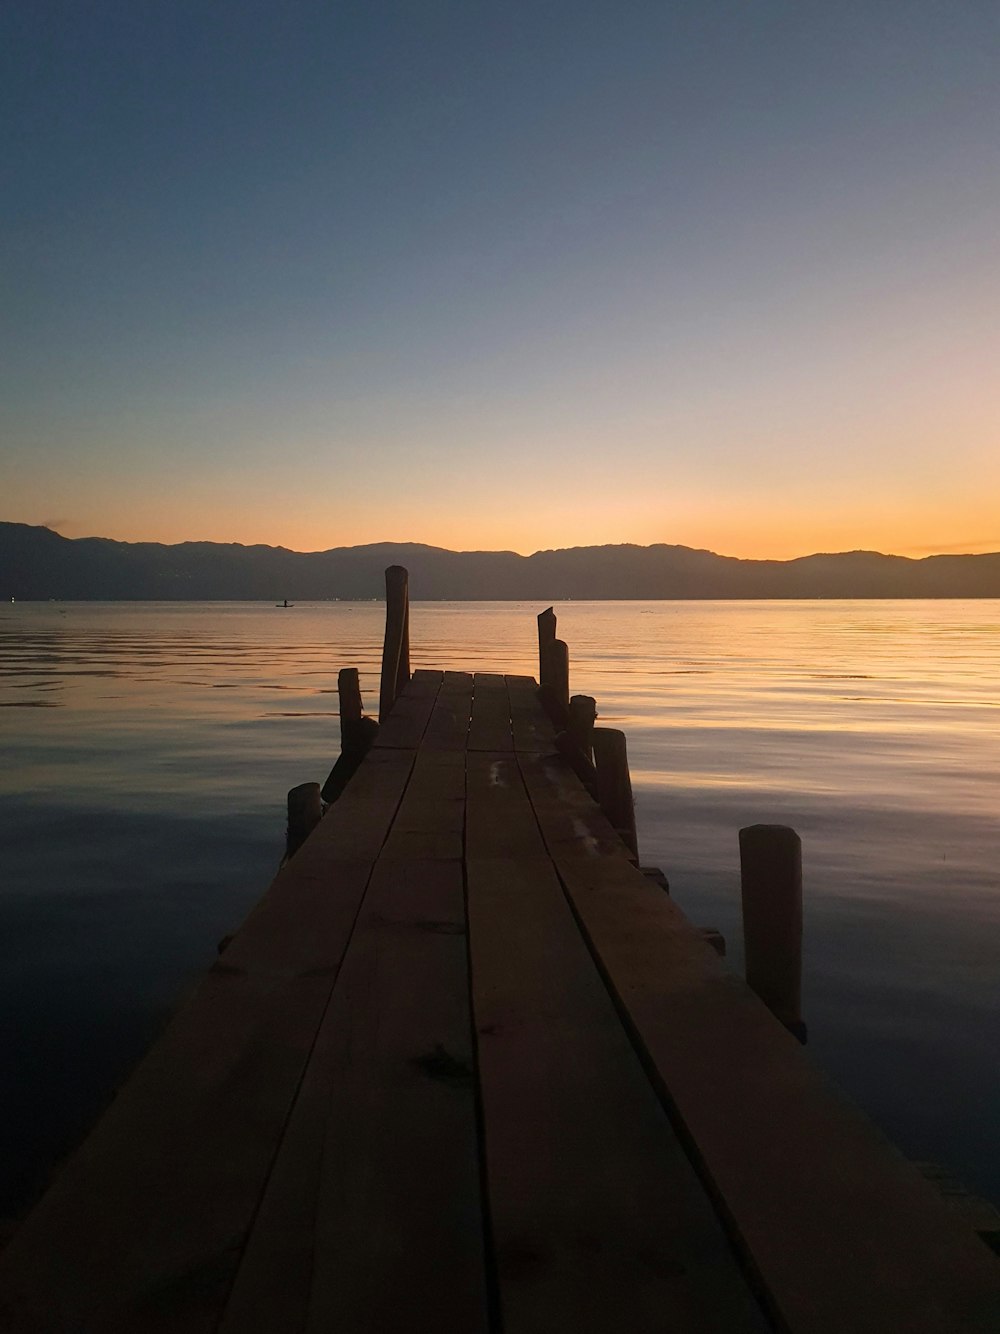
[1,600,998,1217]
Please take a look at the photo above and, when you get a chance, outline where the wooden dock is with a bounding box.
[1,577,998,1332]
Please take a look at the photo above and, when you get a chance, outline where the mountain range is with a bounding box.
[3,522,1000,600]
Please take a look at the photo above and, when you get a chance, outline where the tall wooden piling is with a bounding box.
[593,726,638,859]
[547,638,570,719]
[286,781,322,858]
[739,824,805,1041]
[537,607,556,689]
[379,565,410,722]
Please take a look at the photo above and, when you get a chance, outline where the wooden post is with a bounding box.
[545,638,570,717]
[286,781,322,859]
[537,607,556,688]
[567,694,597,764]
[338,667,363,747]
[379,565,409,722]
[396,580,410,698]
[321,667,379,805]
[739,824,806,1042]
[592,727,637,859]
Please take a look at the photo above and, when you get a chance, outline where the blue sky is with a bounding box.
[2,1,998,555]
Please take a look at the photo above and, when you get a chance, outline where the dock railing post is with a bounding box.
[379,565,409,722]
[286,781,322,858]
[739,824,806,1042]
[593,726,638,859]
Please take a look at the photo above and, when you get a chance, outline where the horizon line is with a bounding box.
[5,520,1000,565]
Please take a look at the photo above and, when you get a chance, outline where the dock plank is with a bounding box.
[423,670,474,751]
[381,750,465,860]
[506,674,556,754]
[221,860,487,1334]
[555,854,1000,1334]
[372,673,440,749]
[307,857,486,1333]
[465,751,545,858]
[518,750,632,860]
[468,672,514,752]
[466,855,769,1333]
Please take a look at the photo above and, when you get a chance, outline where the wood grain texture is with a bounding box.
[517,750,631,860]
[372,672,440,750]
[468,672,514,753]
[465,751,546,858]
[555,853,1000,1334]
[506,674,556,754]
[423,670,473,751]
[467,855,768,1334]
[222,860,487,1334]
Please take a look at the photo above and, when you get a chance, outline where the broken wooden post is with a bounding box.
[338,666,363,743]
[286,781,322,859]
[321,668,379,804]
[592,726,637,859]
[567,694,597,764]
[379,565,409,722]
[537,607,556,689]
[739,824,806,1042]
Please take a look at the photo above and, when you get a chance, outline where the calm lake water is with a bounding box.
[1,599,998,1219]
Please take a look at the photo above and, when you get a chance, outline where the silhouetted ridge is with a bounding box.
[2,523,999,600]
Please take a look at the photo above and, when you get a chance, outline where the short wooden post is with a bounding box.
[567,694,597,764]
[338,667,363,746]
[379,565,409,722]
[286,781,322,859]
[537,607,556,688]
[739,824,806,1042]
[321,667,379,804]
[592,727,638,859]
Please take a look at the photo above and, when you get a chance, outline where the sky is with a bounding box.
[2,0,998,559]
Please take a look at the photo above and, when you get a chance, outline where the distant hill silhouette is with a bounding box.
[3,522,1000,600]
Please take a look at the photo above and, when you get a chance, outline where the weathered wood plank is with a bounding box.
[466,855,769,1333]
[423,670,474,751]
[0,857,377,1334]
[468,672,514,752]
[554,854,1000,1334]
[517,750,632,860]
[506,674,556,754]
[300,860,486,1333]
[465,752,545,858]
[381,751,465,861]
[372,673,440,750]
